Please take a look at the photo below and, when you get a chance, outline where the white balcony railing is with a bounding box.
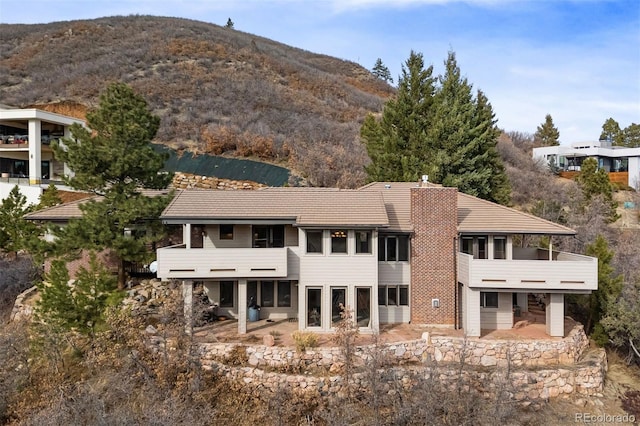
[156,245,288,280]
[457,250,597,292]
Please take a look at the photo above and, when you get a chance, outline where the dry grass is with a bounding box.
[0,15,394,188]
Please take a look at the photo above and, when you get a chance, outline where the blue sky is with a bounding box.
[1,0,638,144]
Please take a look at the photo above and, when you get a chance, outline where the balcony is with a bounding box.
[457,248,597,293]
[156,245,289,280]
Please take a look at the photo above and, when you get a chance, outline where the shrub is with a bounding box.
[291,330,318,352]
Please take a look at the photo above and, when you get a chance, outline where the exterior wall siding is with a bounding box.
[378,262,411,285]
[480,292,513,330]
[410,187,457,326]
[379,306,410,323]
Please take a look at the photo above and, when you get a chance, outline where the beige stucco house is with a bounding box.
[157,182,598,337]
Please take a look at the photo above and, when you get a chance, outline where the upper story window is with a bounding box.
[378,235,409,261]
[460,236,488,259]
[331,230,348,254]
[306,230,323,253]
[253,225,284,248]
[219,224,234,240]
[355,231,372,254]
[494,237,506,260]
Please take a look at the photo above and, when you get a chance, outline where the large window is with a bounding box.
[378,235,409,261]
[331,287,346,325]
[307,288,322,327]
[378,285,409,306]
[220,281,234,307]
[277,281,291,307]
[356,287,371,327]
[260,281,274,307]
[480,292,499,308]
[253,225,284,248]
[331,230,348,254]
[306,230,323,254]
[355,231,372,254]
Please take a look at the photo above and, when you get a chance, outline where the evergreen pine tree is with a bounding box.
[583,235,623,344]
[226,18,234,29]
[35,255,120,335]
[599,117,623,145]
[371,58,393,84]
[575,157,619,222]
[362,51,435,182]
[362,51,511,204]
[36,183,62,210]
[0,185,39,258]
[52,83,173,288]
[622,123,640,147]
[534,114,560,146]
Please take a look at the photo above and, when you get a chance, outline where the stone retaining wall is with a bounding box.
[199,324,590,370]
[202,348,607,402]
[172,172,266,190]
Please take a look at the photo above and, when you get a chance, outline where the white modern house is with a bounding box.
[156,182,598,338]
[533,141,640,190]
[0,104,85,203]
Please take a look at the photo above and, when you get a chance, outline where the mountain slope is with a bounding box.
[0,15,395,187]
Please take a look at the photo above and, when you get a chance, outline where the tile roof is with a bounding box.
[24,190,171,222]
[29,183,575,236]
[359,182,575,235]
[161,189,390,227]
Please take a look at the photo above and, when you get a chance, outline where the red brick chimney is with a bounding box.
[410,186,458,325]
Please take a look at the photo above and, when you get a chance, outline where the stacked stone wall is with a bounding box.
[201,348,606,402]
[171,172,266,190]
[199,324,590,370]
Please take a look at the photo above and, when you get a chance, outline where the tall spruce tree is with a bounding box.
[361,51,510,204]
[429,53,510,204]
[52,82,173,288]
[362,51,435,182]
[534,114,560,146]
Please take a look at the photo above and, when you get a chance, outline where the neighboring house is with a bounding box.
[533,140,640,190]
[0,104,85,204]
[157,182,598,337]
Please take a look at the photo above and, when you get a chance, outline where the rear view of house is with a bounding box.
[156,182,598,337]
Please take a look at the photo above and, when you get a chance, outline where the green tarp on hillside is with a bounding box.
[153,144,289,186]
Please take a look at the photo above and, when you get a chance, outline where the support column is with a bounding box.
[298,283,305,331]
[545,293,564,337]
[516,293,529,313]
[184,224,191,248]
[238,279,247,334]
[182,280,193,335]
[28,119,42,184]
[62,126,74,178]
[464,287,481,337]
